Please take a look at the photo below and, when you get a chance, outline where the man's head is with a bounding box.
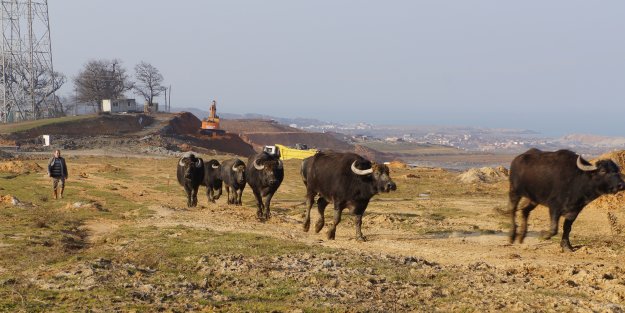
[54,150,60,158]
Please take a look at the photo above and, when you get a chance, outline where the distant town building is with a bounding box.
[102,99,137,113]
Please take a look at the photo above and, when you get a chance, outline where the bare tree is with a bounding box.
[73,59,133,113]
[1,61,66,119]
[133,61,164,107]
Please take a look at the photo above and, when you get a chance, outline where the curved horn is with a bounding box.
[278,159,283,169]
[212,164,220,169]
[195,159,203,168]
[178,158,185,167]
[254,159,265,170]
[232,164,239,172]
[577,156,597,171]
[351,161,373,175]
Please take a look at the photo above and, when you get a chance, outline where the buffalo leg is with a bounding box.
[206,186,214,203]
[192,185,199,207]
[543,207,560,240]
[518,201,537,244]
[225,186,232,204]
[508,192,521,243]
[303,193,315,232]
[561,212,579,252]
[315,197,329,233]
[184,184,193,207]
[252,189,263,219]
[327,202,345,240]
[263,192,274,220]
[236,188,244,206]
[355,214,366,241]
[353,201,369,241]
[214,187,222,200]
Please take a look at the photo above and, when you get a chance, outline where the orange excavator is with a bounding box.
[200,100,226,136]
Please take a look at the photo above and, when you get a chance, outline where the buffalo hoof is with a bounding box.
[314,221,324,233]
[540,231,557,241]
[356,236,367,242]
[303,220,311,232]
[560,241,574,252]
[327,229,336,240]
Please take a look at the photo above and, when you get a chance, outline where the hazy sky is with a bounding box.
[50,1,625,136]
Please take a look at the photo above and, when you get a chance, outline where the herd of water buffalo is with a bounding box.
[176,148,625,251]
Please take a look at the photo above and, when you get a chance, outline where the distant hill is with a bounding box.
[170,107,334,128]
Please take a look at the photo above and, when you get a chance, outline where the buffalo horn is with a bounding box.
[178,158,185,167]
[212,164,220,169]
[278,159,283,169]
[351,161,373,175]
[576,156,598,171]
[232,164,239,172]
[195,159,203,168]
[254,159,265,170]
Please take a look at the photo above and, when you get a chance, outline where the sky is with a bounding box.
[50,1,625,136]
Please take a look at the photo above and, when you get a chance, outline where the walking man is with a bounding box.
[47,149,68,199]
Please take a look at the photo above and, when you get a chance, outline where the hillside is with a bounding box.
[0,113,255,157]
[219,118,396,162]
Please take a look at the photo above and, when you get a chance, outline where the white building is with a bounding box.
[102,99,137,113]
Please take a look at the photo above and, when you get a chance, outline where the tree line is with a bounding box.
[60,59,166,115]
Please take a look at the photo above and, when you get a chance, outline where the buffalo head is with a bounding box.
[179,154,203,180]
[231,163,246,185]
[351,160,397,193]
[253,157,283,186]
[577,156,625,194]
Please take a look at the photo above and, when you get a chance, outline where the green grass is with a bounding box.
[0,115,95,134]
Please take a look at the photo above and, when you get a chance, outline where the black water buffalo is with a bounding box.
[201,159,223,203]
[220,158,246,205]
[301,152,397,241]
[509,148,625,251]
[177,152,205,207]
[247,152,284,220]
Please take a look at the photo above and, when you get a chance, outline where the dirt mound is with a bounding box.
[458,166,509,184]
[96,164,122,173]
[163,112,201,135]
[0,160,43,174]
[0,194,21,206]
[4,114,154,140]
[220,119,303,134]
[387,160,409,169]
[0,150,13,159]
[595,150,625,170]
[242,132,353,151]
[354,144,397,163]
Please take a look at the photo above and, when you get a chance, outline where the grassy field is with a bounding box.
[1,154,625,312]
[0,115,95,134]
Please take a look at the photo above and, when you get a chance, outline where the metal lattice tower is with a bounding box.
[0,0,57,122]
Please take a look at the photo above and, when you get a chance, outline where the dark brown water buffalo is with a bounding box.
[220,158,246,205]
[301,151,396,241]
[201,159,222,203]
[509,148,625,251]
[176,152,204,207]
[246,152,284,220]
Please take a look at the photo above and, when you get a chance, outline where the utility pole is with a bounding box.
[0,0,57,122]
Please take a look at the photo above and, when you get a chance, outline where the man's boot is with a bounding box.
[60,187,64,199]
[53,189,58,200]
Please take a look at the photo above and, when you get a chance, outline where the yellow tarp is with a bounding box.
[275,144,317,160]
